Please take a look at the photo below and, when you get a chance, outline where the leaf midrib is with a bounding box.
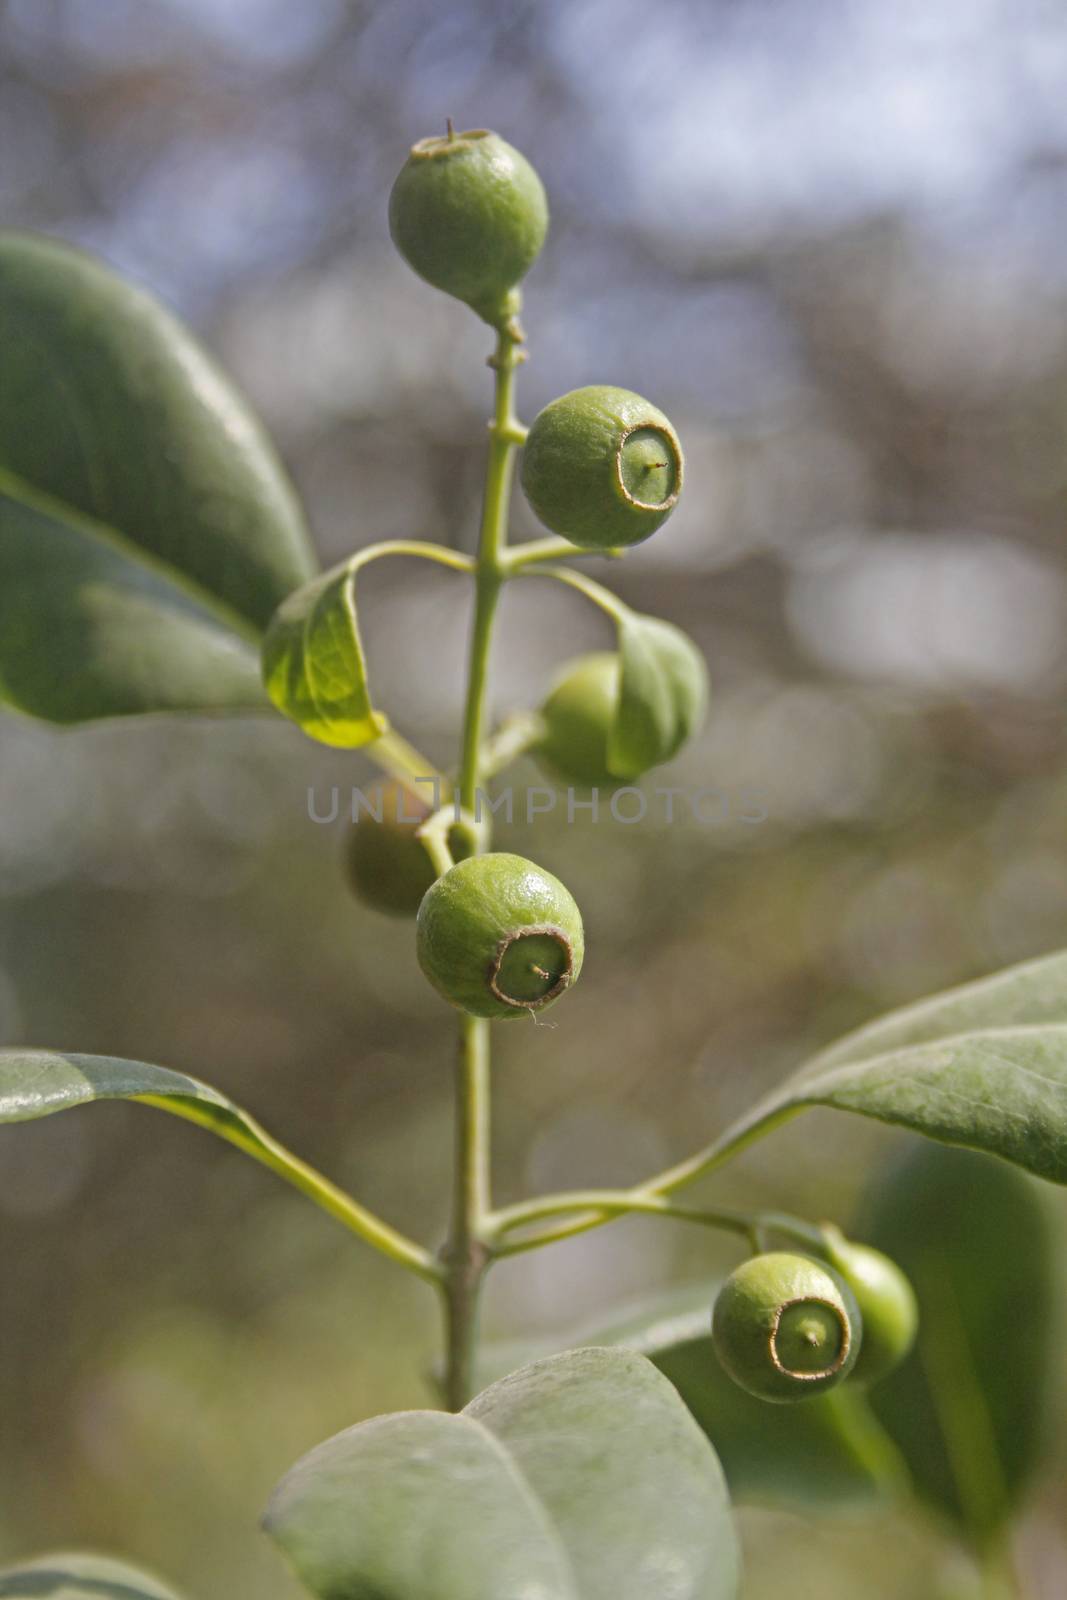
[708,1022,1067,1176]
[0,463,263,648]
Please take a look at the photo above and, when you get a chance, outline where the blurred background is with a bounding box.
[2,0,1067,1594]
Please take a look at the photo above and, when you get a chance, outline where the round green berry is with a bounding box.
[712,1252,862,1404]
[344,781,450,918]
[536,653,621,789]
[416,852,584,1020]
[521,385,683,549]
[388,128,548,329]
[821,1226,918,1387]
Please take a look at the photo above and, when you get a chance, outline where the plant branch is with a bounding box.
[441,313,525,1410]
[367,728,449,793]
[515,562,630,621]
[486,1189,826,1258]
[501,536,625,573]
[476,1107,806,1255]
[478,710,547,778]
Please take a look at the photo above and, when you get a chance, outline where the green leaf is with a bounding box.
[0,231,316,724]
[862,1142,1059,1547]
[700,948,1067,1183]
[265,1409,578,1600]
[265,1349,740,1600]
[0,1047,435,1278]
[261,553,390,749]
[0,1048,309,1198]
[480,1286,899,1512]
[468,1348,739,1600]
[608,613,708,779]
[0,1552,183,1599]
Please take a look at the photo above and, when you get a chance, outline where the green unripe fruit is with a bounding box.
[521,385,683,549]
[345,782,469,918]
[536,652,621,789]
[712,1252,862,1404]
[821,1226,918,1387]
[416,852,584,1020]
[388,128,548,329]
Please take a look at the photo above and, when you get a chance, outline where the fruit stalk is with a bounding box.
[441,314,524,1409]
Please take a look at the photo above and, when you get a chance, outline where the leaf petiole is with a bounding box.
[485,1188,826,1258]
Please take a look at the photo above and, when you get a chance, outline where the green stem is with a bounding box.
[456,330,522,814]
[144,1096,439,1281]
[819,1387,912,1501]
[487,1189,825,1257]
[441,1013,492,1410]
[478,710,547,779]
[501,535,625,573]
[481,1107,804,1255]
[368,728,449,793]
[441,314,525,1410]
[518,561,630,621]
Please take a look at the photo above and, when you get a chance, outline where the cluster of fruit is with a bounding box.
[361,126,691,1021]
[361,123,919,1401]
[713,1230,918,1403]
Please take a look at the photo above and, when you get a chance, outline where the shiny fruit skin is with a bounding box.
[416,852,584,1020]
[388,129,547,328]
[521,385,683,549]
[537,652,621,789]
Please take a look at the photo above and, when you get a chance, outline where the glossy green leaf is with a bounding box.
[0,1048,309,1197]
[261,553,390,748]
[265,1349,740,1600]
[0,1552,183,1599]
[480,1286,899,1512]
[700,948,1067,1183]
[608,613,708,779]
[862,1143,1059,1548]
[0,231,315,724]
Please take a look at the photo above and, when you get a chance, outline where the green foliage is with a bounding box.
[861,1143,1060,1550]
[702,948,1067,1183]
[0,1047,265,1138]
[389,128,548,330]
[0,1553,183,1599]
[6,115,1067,1598]
[0,231,314,724]
[535,613,708,785]
[0,1047,439,1281]
[261,553,390,748]
[265,1348,740,1600]
[416,852,584,1019]
[611,612,708,778]
[480,1285,900,1512]
[521,386,683,548]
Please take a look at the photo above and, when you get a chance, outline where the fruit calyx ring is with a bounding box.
[768,1294,852,1382]
[488,924,576,1011]
[615,420,684,514]
[410,126,492,158]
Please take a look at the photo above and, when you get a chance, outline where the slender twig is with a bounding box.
[486,1188,826,1258]
[478,710,547,778]
[516,561,630,620]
